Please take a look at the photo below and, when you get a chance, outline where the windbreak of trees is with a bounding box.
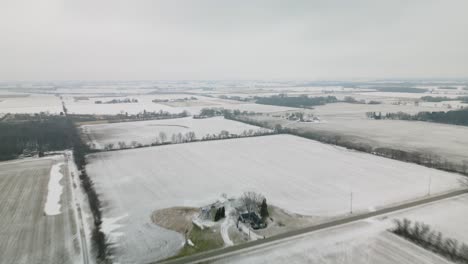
[197,108,257,118]
[95,98,138,104]
[371,87,428,93]
[366,109,468,126]
[420,96,468,102]
[69,109,189,124]
[103,127,274,151]
[255,95,338,108]
[0,115,74,161]
[70,120,109,262]
[392,219,468,263]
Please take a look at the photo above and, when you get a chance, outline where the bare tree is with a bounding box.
[462,160,468,174]
[153,136,160,145]
[176,132,184,143]
[159,131,167,143]
[117,141,127,149]
[171,133,177,143]
[241,191,264,214]
[130,141,138,148]
[219,130,230,139]
[185,131,196,142]
[104,143,114,150]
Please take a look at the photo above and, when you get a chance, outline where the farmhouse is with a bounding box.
[238,212,266,229]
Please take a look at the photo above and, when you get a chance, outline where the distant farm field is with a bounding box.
[0,156,80,264]
[86,134,463,262]
[81,116,267,149]
[63,94,294,115]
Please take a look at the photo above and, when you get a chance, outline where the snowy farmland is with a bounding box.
[63,94,294,115]
[214,194,468,264]
[85,134,464,262]
[0,156,81,264]
[0,94,63,114]
[81,116,267,149]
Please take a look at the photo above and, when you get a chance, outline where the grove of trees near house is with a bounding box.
[241,191,265,215]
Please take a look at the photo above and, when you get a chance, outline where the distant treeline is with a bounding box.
[0,114,74,160]
[370,87,428,93]
[392,219,468,263]
[255,95,338,108]
[68,110,189,124]
[421,96,468,103]
[366,109,468,126]
[438,86,458,90]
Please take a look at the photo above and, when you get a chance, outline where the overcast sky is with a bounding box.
[1,0,467,81]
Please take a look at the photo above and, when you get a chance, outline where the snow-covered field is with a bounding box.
[0,156,81,263]
[214,194,468,264]
[86,134,463,262]
[0,94,63,114]
[81,116,266,149]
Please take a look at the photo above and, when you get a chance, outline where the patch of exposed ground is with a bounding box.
[255,205,325,237]
[151,206,198,234]
[171,224,224,259]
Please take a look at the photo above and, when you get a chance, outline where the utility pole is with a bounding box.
[350,191,353,214]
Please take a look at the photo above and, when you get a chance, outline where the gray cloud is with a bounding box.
[1,0,467,80]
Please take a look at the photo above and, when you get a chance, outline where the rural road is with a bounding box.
[156,188,468,264]
[65,153,91,264]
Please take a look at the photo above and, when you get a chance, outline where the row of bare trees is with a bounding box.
[392,219,468,263]
[100,128,274,151]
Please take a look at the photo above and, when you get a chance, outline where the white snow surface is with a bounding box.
[81,116,267,149]
[44,162,65,216]
[86,134,463,262]
[0,94,63,114]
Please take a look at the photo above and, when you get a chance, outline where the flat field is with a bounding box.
[0,156,80,264]
[86,134,463,262]
[0,94,63,114]
[81,116,267,149]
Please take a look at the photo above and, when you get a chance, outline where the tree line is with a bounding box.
[0,114,74,161]
[68,109,189,124]
[366,108,468,126]
[254,95,338,108]
[420,96,468,103]
[101,128,274,151]
[392,218,468,263]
